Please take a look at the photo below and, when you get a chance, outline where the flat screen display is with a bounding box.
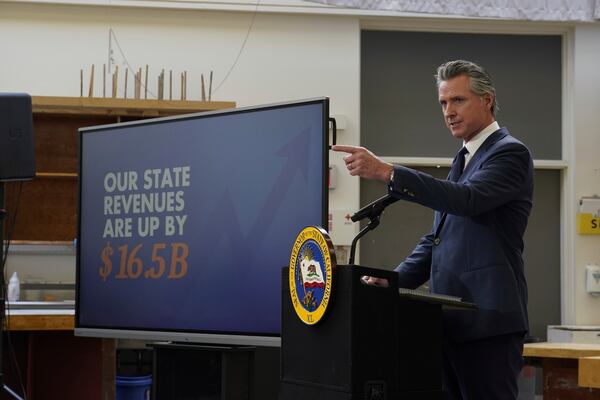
[76,98,329,346]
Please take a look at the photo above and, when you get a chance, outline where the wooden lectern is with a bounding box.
[281,265,475,400]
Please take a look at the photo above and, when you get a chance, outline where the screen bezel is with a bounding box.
[75,97,330,347]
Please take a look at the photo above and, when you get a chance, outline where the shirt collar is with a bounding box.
[463,121,500,161]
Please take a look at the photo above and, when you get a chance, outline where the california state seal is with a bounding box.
[289,226,336,325]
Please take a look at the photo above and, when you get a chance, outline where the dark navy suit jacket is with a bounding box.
[390,128,533,342]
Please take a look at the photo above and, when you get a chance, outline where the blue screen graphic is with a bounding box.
[77,100,327,337]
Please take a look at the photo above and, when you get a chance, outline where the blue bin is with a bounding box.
[116,375,152,400]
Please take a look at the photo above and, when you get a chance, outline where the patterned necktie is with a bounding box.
[448,147,469,182]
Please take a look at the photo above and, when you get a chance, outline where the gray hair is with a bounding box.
[435,60,499,115]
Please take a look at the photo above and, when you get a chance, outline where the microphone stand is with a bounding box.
[348,194,397,265]
[348,216,380,265]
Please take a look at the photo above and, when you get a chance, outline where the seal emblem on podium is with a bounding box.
[289,226,337,325]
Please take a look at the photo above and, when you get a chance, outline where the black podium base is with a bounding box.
[281,382,445,400]
[281,265,444,400]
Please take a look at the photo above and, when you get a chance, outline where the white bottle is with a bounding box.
[7,272,20,302]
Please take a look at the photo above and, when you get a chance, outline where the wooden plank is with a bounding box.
[33,113,114,172]
[144,64,149,99]
[36,172,78,179]
[88,64,94,97]
[6,178,78,240]
[579,356,600,388]
[524,342,600,359]
[6,314,74,331]
[124,67,128,99]
[209,70,213,101]
[135,69,141,99]
[112,65,119,98]
[31,96,235,117]
[10,240,73,245]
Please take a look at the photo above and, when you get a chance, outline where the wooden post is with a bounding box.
[184,71,188,100]
[136,68,142,99]
[133,70,137,99]
[158,69,164,100]
[144,64,149,99]
[169,70,173,100]
[209,70,213,101]
[88,64,95,97]
[124,68,128,99]
[112,65,119,98]
[80,69,83,97]
[103,64,106,98]
[180,72,184,100]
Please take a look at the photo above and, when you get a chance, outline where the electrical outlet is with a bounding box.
[585,264,600,295]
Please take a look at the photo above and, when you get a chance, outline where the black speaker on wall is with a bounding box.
[0,93,35,181]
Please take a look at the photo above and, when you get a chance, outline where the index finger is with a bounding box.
[332,145,360,154]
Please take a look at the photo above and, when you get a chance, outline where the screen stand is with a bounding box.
[149,342,255,400]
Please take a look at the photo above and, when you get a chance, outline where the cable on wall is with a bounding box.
[105,0,261,99]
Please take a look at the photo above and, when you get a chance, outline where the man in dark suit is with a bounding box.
[333,60,533,400]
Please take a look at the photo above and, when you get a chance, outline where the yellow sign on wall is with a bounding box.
[577,213,600,234]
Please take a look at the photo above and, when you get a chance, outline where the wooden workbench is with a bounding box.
[524,342,600,359]
[524,342,600,399]
[6,312,74,331]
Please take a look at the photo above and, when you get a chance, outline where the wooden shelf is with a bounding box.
[36,172,78,179]
[32,96,236,117]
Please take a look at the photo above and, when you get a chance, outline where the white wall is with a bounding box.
[0,3,360,114]
[1,1,598,325]
[0,1,360,284]
[0,2,360,210]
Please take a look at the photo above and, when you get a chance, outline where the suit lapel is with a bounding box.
[434,128,509,236]
[459,128,508,181]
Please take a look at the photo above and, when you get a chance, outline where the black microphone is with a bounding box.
[351,194,399,222]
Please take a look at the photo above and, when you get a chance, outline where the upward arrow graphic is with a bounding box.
[191,126,315,264]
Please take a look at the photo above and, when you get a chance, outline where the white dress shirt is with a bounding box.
[463,121,500,167]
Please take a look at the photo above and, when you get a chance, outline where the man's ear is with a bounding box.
[483,94,493,111]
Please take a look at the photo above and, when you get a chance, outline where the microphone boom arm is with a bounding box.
[348,216,379,265]
[348,193,398,265]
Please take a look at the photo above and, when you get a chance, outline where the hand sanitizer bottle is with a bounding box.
[7,272,20,302]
